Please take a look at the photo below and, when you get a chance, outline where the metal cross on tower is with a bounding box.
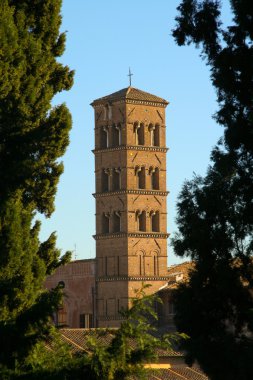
[128,67,133,86]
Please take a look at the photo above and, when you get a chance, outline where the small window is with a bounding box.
[80,313,93,328]
[151,211,159,232]
[57,305,67,327]
[136,210,146,232]
[100,127,108,149]
[134,122,144,145]
[113,123,122,146]
[149,124,155,146]
[113,211,121,232]
[112,124,118,147]
[102,213,110,233]
[150,167,159,190]
[137,123,144,145]
[136,166,145,189]
[154,124,160,146]
[102,169,110,192]
[113,168,121,191]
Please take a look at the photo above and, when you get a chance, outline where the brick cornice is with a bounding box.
[93,189,169,198]
[96,275,170,282]
[93,99,168,108]
[93,232,170,240]
[93,145,168,154]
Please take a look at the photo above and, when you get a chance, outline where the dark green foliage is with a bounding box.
[88,285,177,380]
[3,287,178,380]
[0,0,73,373]
[173,0,253,154]
[172,1,253,379]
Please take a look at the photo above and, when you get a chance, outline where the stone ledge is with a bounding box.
[93,232,170,240]
[92,145,169,154]
[93,189,169,198]
[96,276,171,282]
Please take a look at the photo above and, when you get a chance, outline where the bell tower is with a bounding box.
[91,86,169,327]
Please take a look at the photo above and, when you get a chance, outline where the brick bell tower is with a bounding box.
[91,86,169,327]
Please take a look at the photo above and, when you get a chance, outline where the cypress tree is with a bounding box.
[0,0,73,370]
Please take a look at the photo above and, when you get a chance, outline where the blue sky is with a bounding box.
[39,0,231,265]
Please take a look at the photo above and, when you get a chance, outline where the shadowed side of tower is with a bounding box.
[91,86,169,327]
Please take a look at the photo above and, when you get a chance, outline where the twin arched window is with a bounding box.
[101,168,121,192]
[99,121,160,149]
[134,122,160,146]
[100,124,122,149]
[135,166,159,190]
[101,211,121,234]
[135,210,160,232]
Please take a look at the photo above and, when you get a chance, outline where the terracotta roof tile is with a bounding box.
[167,262,194,277]
[91,86,169,106]
[57,329,209,379]
[131,366,209,380]
[59,328,181,357]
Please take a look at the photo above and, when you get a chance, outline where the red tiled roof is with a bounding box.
[56,329,209,379]
[59,328,181,357]
[144,366,209,380]
[167,262,194,277]
[91,86,169,106]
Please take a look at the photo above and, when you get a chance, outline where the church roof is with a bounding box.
[91,86,169,106]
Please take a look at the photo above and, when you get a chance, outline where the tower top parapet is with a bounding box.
[91,86,169,107]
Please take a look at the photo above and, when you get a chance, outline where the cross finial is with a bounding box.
[128,67,133,86]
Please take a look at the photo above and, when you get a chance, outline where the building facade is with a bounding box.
[44,259,95,328]
[91,86,170,327]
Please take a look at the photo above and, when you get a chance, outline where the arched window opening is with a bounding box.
[103,104,109,120]
[134,122,144,145]
[151,211,159,232]
[102,169,110,192]
[136,166,145,189]
[150,167,159,190]
[138,123,144,145]
[154,124,160,146]
[115,123,122,146]
[136,210,146,232]
[113,168,121,191]
[113,211,121,232]
[149,124,155,146]
[111,124,117,147]
[102,213,110,233]
[100,126,108,149]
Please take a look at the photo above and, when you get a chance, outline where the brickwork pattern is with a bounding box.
[92,87,169,327]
